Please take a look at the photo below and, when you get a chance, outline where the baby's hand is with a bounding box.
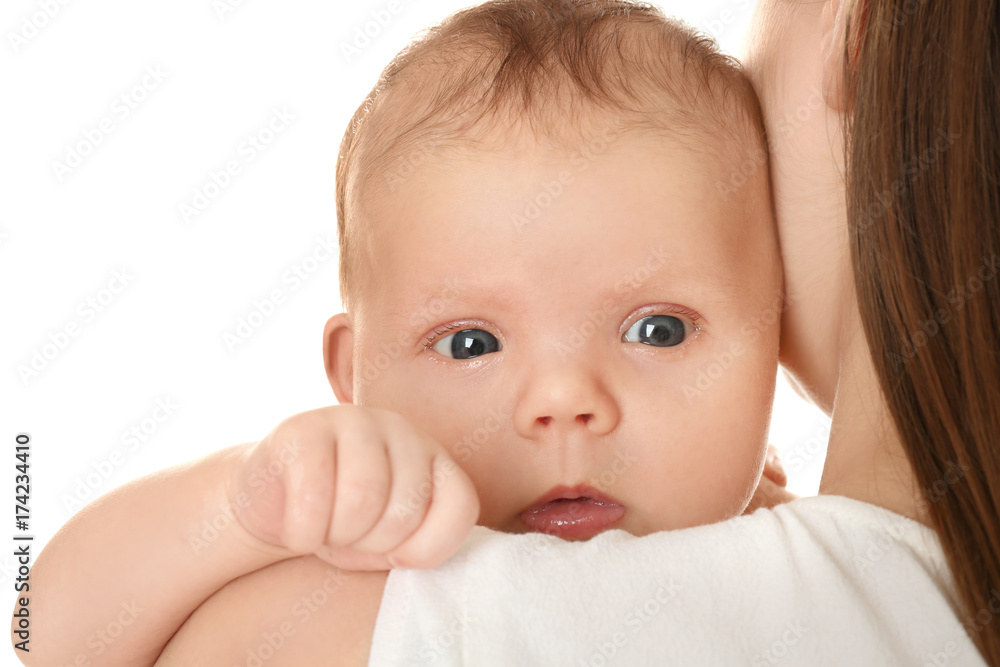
[229,405,479,571]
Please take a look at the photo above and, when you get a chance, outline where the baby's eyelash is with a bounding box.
[666,305,703,328]
[626,304,703,327]
[422,323,462,349]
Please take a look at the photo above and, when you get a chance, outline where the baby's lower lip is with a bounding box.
[520,498,626,540]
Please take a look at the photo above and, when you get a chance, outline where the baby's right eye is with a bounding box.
[432,328,501,360]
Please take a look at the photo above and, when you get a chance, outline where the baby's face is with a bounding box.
[345,127,781,539]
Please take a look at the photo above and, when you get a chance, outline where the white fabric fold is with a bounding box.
[369,495,989,666]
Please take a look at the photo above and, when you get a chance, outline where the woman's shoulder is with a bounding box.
[757,494,946,573]
[155,555,388,666]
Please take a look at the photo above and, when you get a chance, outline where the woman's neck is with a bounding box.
[818,301,928,525]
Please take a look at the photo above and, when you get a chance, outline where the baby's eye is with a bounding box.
[432,328,501,359]
[623,315,688,347]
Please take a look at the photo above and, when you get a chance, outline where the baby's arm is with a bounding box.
[18,444,286,667]
[13,405,478,667]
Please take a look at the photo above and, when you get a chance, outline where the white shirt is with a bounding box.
[368,495,989,666]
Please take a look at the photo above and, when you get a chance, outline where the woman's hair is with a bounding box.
[845,0,1000,662]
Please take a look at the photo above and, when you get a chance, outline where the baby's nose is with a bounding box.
[513,369,620,438]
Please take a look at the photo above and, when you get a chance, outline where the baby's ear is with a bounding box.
[323,313,355,404]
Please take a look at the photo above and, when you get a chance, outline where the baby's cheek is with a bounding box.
[683,433,766,526]
[678,350,774,522]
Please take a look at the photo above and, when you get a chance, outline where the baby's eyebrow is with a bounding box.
[400,280,518,315]
[395,267,744,322]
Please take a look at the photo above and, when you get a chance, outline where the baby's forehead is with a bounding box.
[357,127,777,314]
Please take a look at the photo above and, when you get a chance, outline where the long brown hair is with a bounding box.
[845,0,1000,663]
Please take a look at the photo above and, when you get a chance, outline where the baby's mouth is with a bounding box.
[519,485,626,540]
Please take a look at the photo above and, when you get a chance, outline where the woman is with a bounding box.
[156,0,1000,664]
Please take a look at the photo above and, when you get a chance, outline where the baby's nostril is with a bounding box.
[577,413,594,425]
[538,416,553,426]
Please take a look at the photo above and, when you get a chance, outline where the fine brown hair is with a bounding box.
[334,0,763,310]
[845,0,1000,663]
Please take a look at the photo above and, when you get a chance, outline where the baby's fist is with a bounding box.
[229,405,479,571]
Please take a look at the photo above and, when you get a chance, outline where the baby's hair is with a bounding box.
[336,0,765,310]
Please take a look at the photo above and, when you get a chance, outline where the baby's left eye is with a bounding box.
[623,315,688,347]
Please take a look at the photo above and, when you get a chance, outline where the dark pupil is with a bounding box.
[639,316,685,347]
[451,329,499,359]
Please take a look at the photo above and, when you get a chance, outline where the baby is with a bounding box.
[20,0,784,663]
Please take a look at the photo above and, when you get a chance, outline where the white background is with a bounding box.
[1,0,829,661]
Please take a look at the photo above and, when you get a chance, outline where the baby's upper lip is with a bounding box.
[522,484,624,512]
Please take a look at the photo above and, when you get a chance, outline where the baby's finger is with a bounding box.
[386,453,480,569]
[271,412,336,554]
[326,416,392,546]
[345,419,438,554]
[762,443,787,487]
[745,475,798,514]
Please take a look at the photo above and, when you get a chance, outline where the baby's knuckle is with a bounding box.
[336,476,388,517]
[396,540,441,569]
[371,407,409,432]
[269,414,313,458]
